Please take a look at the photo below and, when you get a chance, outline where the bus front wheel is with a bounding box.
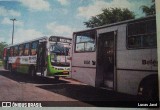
[9,64,12,73]
[29,67,36,77]
[55,76,59,80]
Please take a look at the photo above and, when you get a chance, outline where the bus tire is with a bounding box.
[41,67,47,77]
[43,68,47,76]
[55,76,59,80]
[9,64,12,73]
[141,83,158,101]
[138,75,158,101]
[29,66,36,77]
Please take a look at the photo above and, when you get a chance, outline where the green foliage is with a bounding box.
[0,42,8,60]
[140,0,155,16]
[84,8,135,28]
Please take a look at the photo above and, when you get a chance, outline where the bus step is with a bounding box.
[104,80,113,88]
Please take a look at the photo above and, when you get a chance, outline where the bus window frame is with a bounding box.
[74,30,96,53]
[18,44,24,56]
[7,48,10,57]
[126,19,157,50]
[3,48,7,58]
[10,47,14,57]
[24,43,30,56]
[13,45,19,56]
[30,41,39,56]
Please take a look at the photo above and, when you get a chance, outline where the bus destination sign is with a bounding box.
[49,36,71,43]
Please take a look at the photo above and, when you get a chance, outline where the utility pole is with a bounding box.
[10,18,16,45]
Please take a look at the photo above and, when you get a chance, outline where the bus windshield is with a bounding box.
[50,43,69,56]
[50,43,70,67]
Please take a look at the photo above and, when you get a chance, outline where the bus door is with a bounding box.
[37,41,47,76]
[97,31,117,90]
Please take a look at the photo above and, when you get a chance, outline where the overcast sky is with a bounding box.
[0,0,152,44]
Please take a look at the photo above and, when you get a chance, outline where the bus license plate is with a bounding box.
[63,71,68,74]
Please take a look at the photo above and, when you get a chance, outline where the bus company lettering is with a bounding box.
[29,56,37,63]
[13,57,20,69]
[84,60,96,65]
[142,59,158,66]
[92,61,96,65]
[9,57,15,63]
[84,60,90,64]
[21,58,28,63]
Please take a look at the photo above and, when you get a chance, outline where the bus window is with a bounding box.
[128,23,135,36]
[3,48,7,58]
[76,43,84,52]
[127,19,156,49]
[19,44,24,56]
[128,36,141,48]
[147,19,156,33]
[10,47,14,56]
[31,41,38,55]
[7,49,10,57]
[24,43,30,56]
[13,46,18,56]
[143,34,157,47]
[50,43,69,55]
[75,31,95,52]
[137,21,146,34]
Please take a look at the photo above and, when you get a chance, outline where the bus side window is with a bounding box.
[3,48,7,58]
[18,44,24,56]
[24,43,30,56]
[10,47,14,57]
[128,36,141,48]
[75,31,95,52]
[30,41,38,55]
[7,49,10,57]
[143,34,157,47]
[13,46,18,56]
[127,19,156,49]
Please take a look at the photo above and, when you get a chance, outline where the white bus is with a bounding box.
[71,15,158,100]
[3,36,72,80]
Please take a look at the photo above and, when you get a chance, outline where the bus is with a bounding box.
[71,15,158,100]
[3,36,72,80]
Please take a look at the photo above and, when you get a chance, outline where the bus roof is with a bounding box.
[50,36,72,40]
[73,15,156,34]
[4,36,72,48]
[5,36,48,48]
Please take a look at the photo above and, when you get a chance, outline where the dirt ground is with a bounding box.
[0,68,146,107]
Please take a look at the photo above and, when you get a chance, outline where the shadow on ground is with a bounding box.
[37,84,143,107]
[0,70,69,84]
[1,70,152,107]
[37,83,138,101]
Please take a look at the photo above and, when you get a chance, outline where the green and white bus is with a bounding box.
[3,36,72,80]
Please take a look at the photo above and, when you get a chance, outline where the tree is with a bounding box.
[140,0,155,16]
[0,42,8,60]
[84,8,135,28]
